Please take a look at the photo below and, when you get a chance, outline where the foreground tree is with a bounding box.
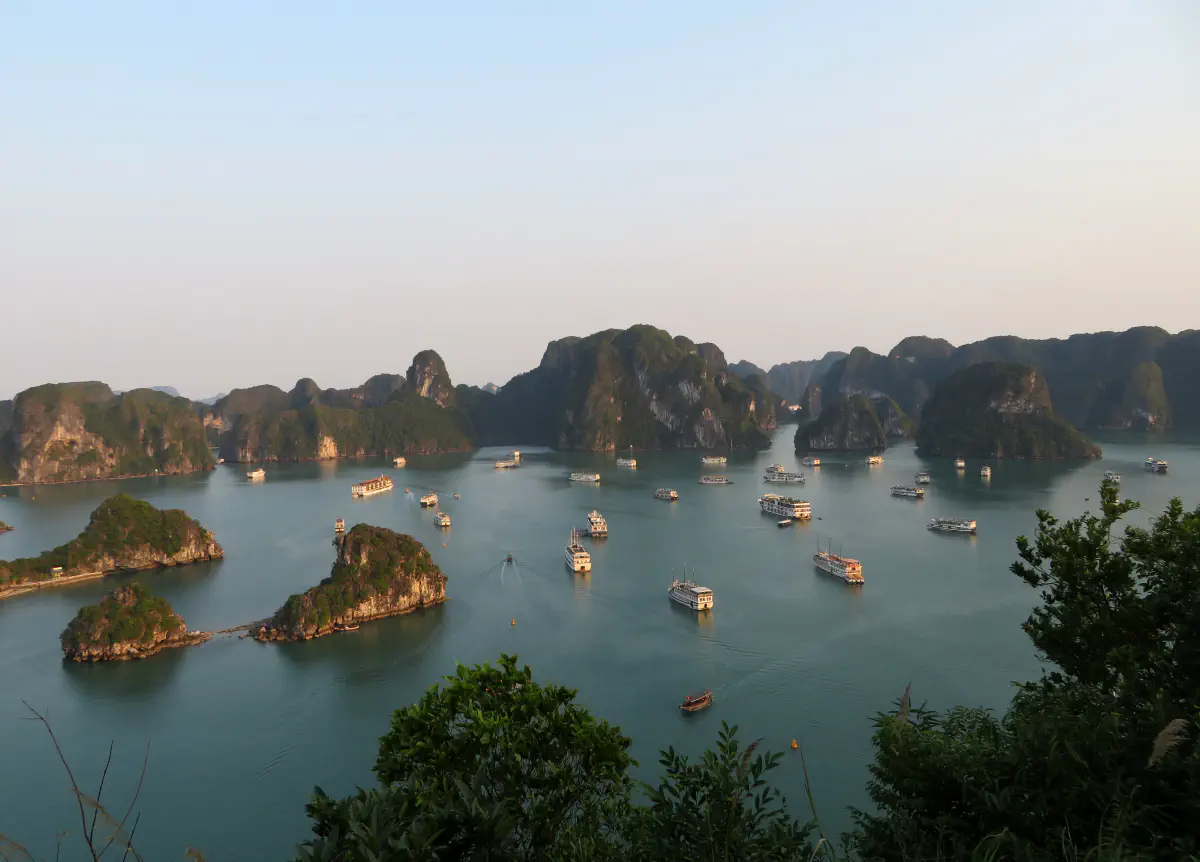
[296,654,816,861]
[848,482,1200,860]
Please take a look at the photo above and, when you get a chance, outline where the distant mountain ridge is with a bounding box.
[729,353,848,404]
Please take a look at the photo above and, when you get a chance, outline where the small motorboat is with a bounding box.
[334,622,360,633]
[506,553,513,564]
[777,519,793,528]
[680,690,713,713]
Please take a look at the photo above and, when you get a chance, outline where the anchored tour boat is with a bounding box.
[915,471,931,485]
[393,456,407,468]
[433,511,451,527]
[679,690,713,713]
[585,510,608,538]
[654,488,679,501]
[865,454,884,466]
[669,568,714,610]
[928,517,977,534]
[334,518,345,533]
[1145,457,1168,474]
[891,485,925,498]
[759,493,812,520]
[980,465,992,479]
[616,446,637,468]
[419,492,439,508]
[568,472,601,483]
[1104,470,1121,484]
[246,468,265,480]
[954,458,966,469]
[698,476,731,485]
[801,456,821,467]
[700,455,727,466]
[763,464,805,483]
[565,528,592,573]
[352,475,394,498]
[494,457,519,469]
[813,540,864,585]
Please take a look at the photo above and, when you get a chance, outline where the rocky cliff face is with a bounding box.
[730,353,848,404]
[915,362,1101,459]
[461,325,775,451]
[0,384,213,485]
[0,494,223,587]
[215,352,471,462]
[60,583,210,662]
[794,395,904,452]
[254,524,447,642]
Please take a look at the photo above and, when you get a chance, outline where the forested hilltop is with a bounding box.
[789,326,1196,431]
[0,384,212,484]
[458,325,780,451]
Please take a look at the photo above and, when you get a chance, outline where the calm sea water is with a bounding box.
[1,428,1197,859]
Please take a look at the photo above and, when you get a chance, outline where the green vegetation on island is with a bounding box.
[460,325,779,451]
[213,351,472,462]
[794,393,913,452]
[60,582,208,661]
[0,520,11,533]
[0,493,223,588]
[0,384,213,485]
[255,524,447,641]
[729,352,848,404]
[915,361,1101,459]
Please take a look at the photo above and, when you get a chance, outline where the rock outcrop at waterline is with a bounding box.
[60,583,211,662]
[254,524,447,642]
[0,494,223,589]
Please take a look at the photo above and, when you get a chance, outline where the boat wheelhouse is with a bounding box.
[654,488,679,501]
[585,509,608,537]
[928,517,977,534]
[565,528,592,573]
[352,475,394,498]
[759,494,812,520]
[891,485,925,498]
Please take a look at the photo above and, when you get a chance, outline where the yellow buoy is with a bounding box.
[511,619,516,627]
[790,739,798,750]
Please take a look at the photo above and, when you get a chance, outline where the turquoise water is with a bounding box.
[1,428,1197,859]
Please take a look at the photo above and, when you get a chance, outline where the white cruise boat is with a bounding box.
[763,467,805,483]
[698,476,731,485]
[565,528,592,573]
[954,458,966,469]
[813,543,864,585]
[700,455,727,466]
[1145,457,1168,474]
[801,456,821,467]
[419,492,438,508]
[334,518,345,533]
[759,494,812,520]
[654,488,679,501]
[616,446,637,468]
[585,509,608,537]
[494,458,520,469]
[568,472,601,483]
[433,511,451,527]
[865,454,884,465]
[246,468,266,480]
[980,465,992,479]
[352,475,394,498]
[891,485,925,498]
[915,471,931,485]
[668,569,714,610]
[393,456,407,468]
[928,517,977,534]
[1103,470,1121,484]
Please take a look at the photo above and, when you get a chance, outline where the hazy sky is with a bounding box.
[3,2,1199,400]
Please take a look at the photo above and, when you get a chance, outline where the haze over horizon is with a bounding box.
[3,2,1199,401]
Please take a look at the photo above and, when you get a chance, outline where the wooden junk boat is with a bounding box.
[679,690,713,713]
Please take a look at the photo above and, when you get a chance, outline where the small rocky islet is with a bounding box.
[60,582,210,662]
[0,493,224,592]
[254,524,447,642]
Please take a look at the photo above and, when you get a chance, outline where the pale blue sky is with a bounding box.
[2,2,1198,399]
